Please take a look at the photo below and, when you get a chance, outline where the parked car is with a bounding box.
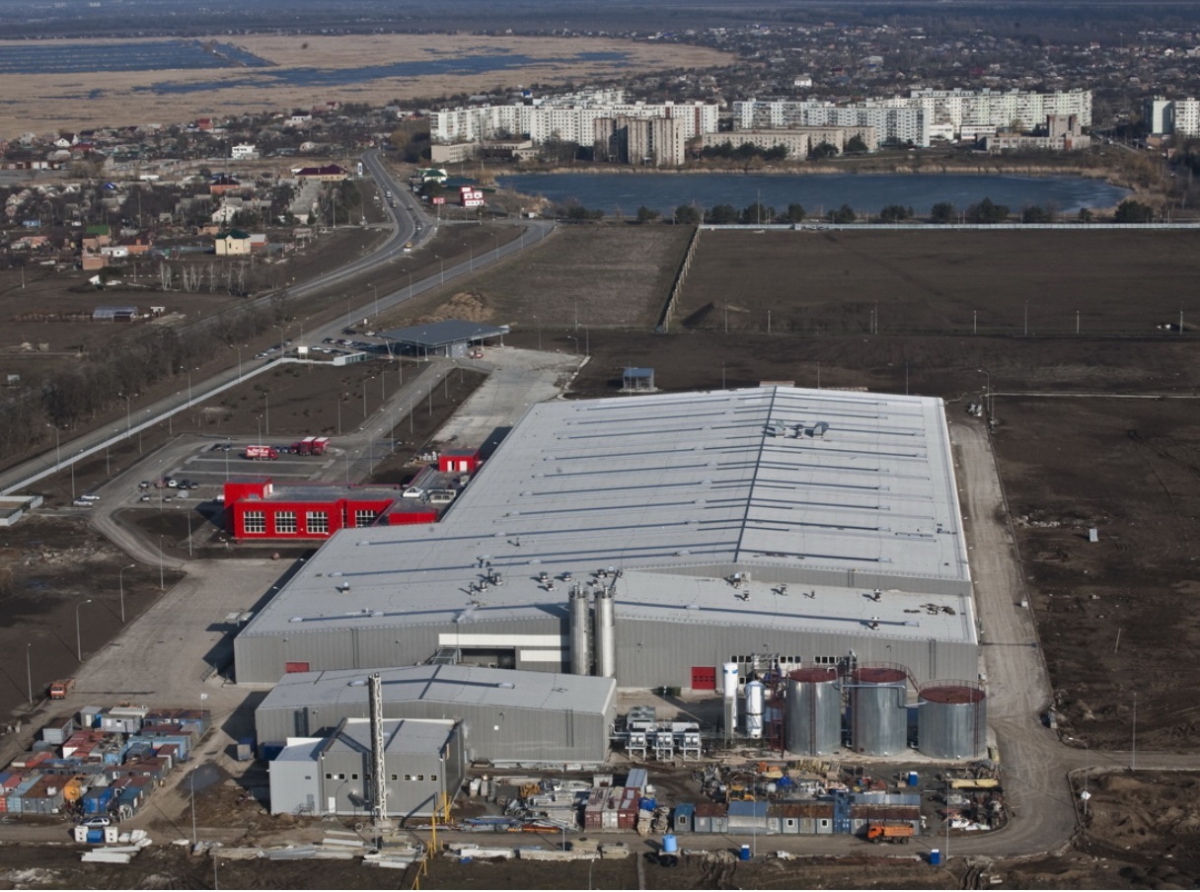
[79,493,100,501]
[138,494,151,503]
[72,499,93,508]
[165,478,178,488]
[138,480,151,490]
[80,816,111,828]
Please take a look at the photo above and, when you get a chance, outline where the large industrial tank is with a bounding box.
[784,667,841,755]
[744,680,765,739]
[849,666,909,755]
[722,663,739,736]
[569,588,590,676]
[593,590,615,678]
[918,682,987,759]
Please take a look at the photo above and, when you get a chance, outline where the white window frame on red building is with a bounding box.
[306,510,329,535]
[243,511,266,534]
[275,511,297,534]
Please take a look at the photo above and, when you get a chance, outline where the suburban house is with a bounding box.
[215,229,252,256]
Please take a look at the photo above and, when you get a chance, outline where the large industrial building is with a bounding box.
[255,665,617,765]
[234,386,978,691]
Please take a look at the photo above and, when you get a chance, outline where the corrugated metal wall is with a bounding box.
[237,614,976,691]
[612,618,977,688]
[256,701,609,765]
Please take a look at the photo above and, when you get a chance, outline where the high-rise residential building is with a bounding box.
[432,90,718,148]
[1145,97,1200,136]
[734,89,1092,148]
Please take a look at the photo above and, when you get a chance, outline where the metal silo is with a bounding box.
[593,589,615,678]
[849,665,909,756]
[784,668,841,755]
[918,682,987,759]
[722,663,740,737]
[744,681,765,739]
[569,587,590,676]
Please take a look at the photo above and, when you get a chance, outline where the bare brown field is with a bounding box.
[0,35,732,134]
[382,225,692,335]
[680,229,1200,338]
[992,396,1200,752]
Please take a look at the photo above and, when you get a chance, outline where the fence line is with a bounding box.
[657,226,702,333]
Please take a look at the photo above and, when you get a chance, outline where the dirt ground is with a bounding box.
[991,397,1200,752]
[0,516,183,721]
[680,230,1200,338]
[384,225,692,333]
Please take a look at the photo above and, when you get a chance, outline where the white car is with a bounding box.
[80,816,111,828]
[79,493,100,501]
[72,499,93,508]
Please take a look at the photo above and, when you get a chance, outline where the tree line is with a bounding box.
[599,197,1164,226]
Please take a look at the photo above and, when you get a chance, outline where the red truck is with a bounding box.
[290,436,331,456]
[244,445,279,460]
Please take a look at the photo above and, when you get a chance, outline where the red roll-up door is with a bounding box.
[284,661,310,674]
[691,666,717,690]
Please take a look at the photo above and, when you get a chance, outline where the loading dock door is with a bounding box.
[285,661,311,673]
[691,666,717,690]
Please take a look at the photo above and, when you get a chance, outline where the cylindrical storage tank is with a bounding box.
[849,666,909,755]
[918,683,987,759]
[594,590,615,678]
[744,680,765,739]
[785,667,841,755]
[723,663,739,734]
[662,834,678,854]
[569,589,590,676]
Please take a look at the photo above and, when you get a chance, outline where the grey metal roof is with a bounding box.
[240,386,974,644]
[380,320,506,348]
[324,717,456,757]
[259,665,616,716]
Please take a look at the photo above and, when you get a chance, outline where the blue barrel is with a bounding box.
[662,834,678,854]
[739,844,751,861]
[907,771,919,787]
[929,848,942,866]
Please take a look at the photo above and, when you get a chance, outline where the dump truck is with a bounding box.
[867,823,914,844]
[244,445,279,460]
[49,678,76,700]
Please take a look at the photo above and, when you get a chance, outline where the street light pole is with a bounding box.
[370,283,379,318]
[976,368,992,420]
[119,562,135,624]
[75,599,93,661]
[158,537,164,590]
